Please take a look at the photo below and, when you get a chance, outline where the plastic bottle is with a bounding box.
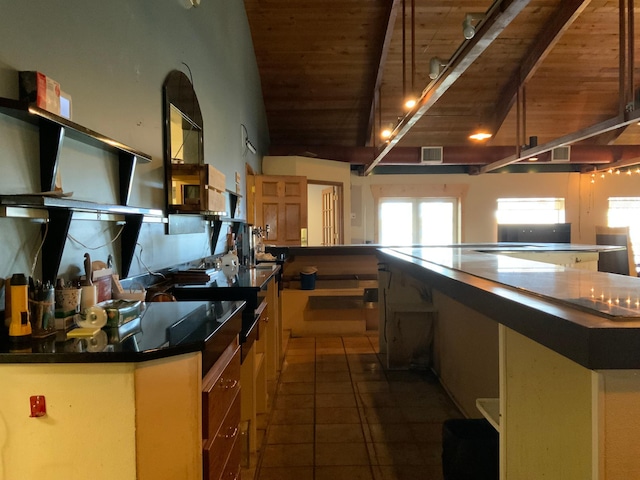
[9,273,32,340]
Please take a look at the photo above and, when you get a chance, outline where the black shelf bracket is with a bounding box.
[42,208,73,283]
[39,121,65,193]
[121,213,144,278]
[119,151,137,206]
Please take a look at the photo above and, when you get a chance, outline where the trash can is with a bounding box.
[300,266,317,290]
[442,418,498,480]
[363,288,379,330]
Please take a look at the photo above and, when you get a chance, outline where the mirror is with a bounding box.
[163,70,203,165]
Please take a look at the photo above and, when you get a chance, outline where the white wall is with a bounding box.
[263,155,639,245]
[0,0,267,285]
[351,171,639,244]
[307,184,325,246]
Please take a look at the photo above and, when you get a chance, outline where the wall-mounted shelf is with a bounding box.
[0,97,151,206]
[0,95,159,282]
[0,196,162,281]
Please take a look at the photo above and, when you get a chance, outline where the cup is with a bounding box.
[55,287,82,314]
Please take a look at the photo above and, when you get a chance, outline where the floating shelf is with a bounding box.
[0,199,162,285]
[0,97,151,206]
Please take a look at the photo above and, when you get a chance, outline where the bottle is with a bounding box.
[9,273,32,340]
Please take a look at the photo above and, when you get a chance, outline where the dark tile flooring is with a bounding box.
[244,335,463,480]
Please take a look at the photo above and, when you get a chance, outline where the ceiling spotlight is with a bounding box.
[429,57,447,80]
[404,97,417,110]
[462,12,485,40]
[380,123,394,140]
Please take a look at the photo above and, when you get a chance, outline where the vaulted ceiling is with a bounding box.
[243,0,640,174]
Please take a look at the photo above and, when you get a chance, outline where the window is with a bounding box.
[379,198,458,246]
[607,197,640,266]
[496,198,565,224]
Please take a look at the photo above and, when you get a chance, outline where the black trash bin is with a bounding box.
[442,418,498,480]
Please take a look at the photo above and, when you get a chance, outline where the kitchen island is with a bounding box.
[377,245,640,480]
[0,300,244,480]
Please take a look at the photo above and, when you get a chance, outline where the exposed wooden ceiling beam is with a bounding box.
[363,0,401,147]
[268,144,640,166]
[489,0,591,140]
[480,111,640,173]
[363,0,532,175]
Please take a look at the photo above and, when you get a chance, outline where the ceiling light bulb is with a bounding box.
[380,126,393,139]
[404,97,417,109]
[469,132,492,141]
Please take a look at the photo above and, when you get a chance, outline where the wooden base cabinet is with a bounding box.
[203,336,242,480]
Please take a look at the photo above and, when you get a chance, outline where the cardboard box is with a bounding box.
[206,165,226,193]
[206,188,226,213]
[19,71,61,115]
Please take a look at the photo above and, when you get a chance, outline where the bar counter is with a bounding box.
[377,244,640,479]
[378,245,640,369]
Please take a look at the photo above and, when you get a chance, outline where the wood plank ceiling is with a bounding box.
[243,0,640,174]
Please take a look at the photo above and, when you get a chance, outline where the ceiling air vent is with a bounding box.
[551,146,571,162]
[421,146,443,164]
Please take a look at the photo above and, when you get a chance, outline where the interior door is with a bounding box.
[255,175,307,245]
[322,186,338,245]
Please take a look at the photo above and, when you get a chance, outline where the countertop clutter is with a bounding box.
[0,300,245,372]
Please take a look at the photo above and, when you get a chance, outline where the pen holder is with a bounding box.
[55,287,82,315]
[29,286,55,338]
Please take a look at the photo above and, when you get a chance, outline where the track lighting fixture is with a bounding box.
[462,12,485,40]
[429,57,447,80]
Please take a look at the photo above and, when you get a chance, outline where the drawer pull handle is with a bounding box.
[219,379,238,390]
[218,426,238,439]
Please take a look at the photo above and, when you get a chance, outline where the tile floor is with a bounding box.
[243,334,463,480]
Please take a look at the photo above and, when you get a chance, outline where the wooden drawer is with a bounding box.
[220,433,242,480]
[203,393,241,480]
[203,338,241,440]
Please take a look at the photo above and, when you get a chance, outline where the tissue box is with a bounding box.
[19,71,61,115]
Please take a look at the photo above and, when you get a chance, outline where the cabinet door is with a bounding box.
[255,175,307,245]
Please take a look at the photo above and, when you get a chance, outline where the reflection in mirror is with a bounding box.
[163,70,203,165]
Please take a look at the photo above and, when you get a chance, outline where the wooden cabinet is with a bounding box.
[202,336,242,480]
[239,274,282,457]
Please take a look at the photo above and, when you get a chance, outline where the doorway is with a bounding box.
[308,181,343,246]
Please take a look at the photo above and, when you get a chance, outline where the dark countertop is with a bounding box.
[378,246,640,370]
[172,265,280,360]
[0,300,245,373]
[173,264,280,292]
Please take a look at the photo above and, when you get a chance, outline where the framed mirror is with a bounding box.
[163,70,209,219]
[163,70,204,166]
